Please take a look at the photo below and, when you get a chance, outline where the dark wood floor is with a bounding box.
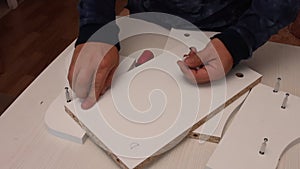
[0,0,79,115]
[0,0,127,115]
[0,0,299,116]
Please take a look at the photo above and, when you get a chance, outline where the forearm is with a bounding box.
[214,0,300,65]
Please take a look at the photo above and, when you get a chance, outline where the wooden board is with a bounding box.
[44,24,209,145]
[44,52,137,143]
[44,88,87,144]
[163,28,209,58]
[65,58,261,169]
[64,27,262,169]
[190,91,249,143]
[117,15,170,42]
[244,42,300,96]
[43,46,88,144]
[207,83,300,169]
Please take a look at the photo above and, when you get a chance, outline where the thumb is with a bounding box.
[184,52,203,68]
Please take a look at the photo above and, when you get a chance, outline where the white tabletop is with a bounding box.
[1,38,300,169]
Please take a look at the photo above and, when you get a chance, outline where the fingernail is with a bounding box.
[81,103,89,110]
[178,61,189,70]
[177,60,185,67]
[189,47,197,53]
[81,99,94,110]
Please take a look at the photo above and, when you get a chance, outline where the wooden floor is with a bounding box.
[0,0,10,18]
[0,0,299,116]
[0,0,79,115]
[0,0,128,115]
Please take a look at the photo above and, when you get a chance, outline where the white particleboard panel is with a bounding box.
[163,28,210,58]
[43,45,88,144]
[44,88,86,144]
[64,27,262,169]
[117,15,170,43]
[207,83,300,169]
[66,52,201,169]
[44,47,137,143]
[65,53,261,169]
[191,91,249,143]
[245,42,300,96]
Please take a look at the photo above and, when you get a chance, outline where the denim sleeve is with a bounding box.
[214,0,300,65]
[75,0,120,49]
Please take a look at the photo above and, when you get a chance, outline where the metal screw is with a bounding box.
[65,87,72,103]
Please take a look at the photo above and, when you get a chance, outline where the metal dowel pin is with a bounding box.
[273,77,281,93]
[259,138,268,155]
[65,87,72,103]
[281,93,289,109]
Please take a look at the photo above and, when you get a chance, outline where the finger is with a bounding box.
[193,67,210,83]
[189,47,197,53]
[177,60,197,83]
[81,56,112,109]
[81,45,119,109]
[73,68,94,98]
[68,46,83,89]
[68,63,75,89]
[193,61,225,83]
[81,68,109,109]
[105,67,117,88]
[102,66,117,95]
[178,60,214,84]
[183,47,197,58]
[184,52,203,68]
[100,86,108,96]
[81,79,97,110]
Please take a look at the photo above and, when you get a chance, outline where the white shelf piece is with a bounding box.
[207,83,300,169]
[191,91,249,143]
[163,28,209,59]
[44,52,137,144]
[64,27,261,169]
[44,88,87,144]
[65,54,261,169]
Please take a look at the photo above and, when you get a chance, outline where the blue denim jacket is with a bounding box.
[76,0,300,65]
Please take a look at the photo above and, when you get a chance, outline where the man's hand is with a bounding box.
[68,42,119,109]
[177,38,233,83]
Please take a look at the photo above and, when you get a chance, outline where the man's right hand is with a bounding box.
[68,42,119,109]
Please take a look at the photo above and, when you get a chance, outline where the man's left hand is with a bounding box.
[177,38,233,83]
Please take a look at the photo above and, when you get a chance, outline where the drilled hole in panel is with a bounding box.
[184,33,190,37]
[235,72,244,78]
